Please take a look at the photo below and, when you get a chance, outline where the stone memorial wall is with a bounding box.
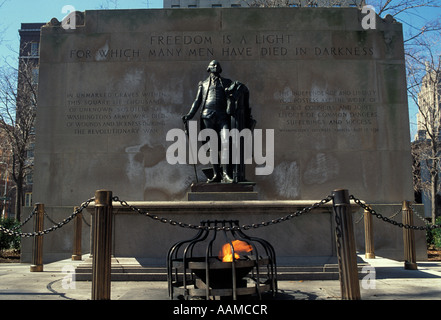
[34,8,412,206]
[27,8,420,263]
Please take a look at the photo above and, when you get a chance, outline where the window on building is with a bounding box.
[30,42,39,56]
[31,68,39,85]
[26,143,35,159]
[212,4,222,7]
[25,193,32,207]
[26,173,33,185]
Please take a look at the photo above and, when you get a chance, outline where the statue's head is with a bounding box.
[207,60,222,74]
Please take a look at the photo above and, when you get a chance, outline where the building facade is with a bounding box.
[416,63,441,141]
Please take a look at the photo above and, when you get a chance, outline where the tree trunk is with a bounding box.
[431,172,437,224]
[431,155,439,224]
[15,176,23,222]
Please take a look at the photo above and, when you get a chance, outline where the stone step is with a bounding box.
[75,272,168,281]
[74,270,343,281]
[74,262,368,281]
[75,266,166,274]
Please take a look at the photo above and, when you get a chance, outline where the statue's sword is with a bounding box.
[182,118,199,183]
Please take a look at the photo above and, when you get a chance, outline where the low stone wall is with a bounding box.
[20,201,427,265]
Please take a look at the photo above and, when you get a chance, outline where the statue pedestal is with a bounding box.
[187,182,258,201]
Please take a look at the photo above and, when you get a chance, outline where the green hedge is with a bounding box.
[0,218,21,251]
[427,217,441,249]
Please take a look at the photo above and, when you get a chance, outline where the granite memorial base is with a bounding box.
[21,201,427,265]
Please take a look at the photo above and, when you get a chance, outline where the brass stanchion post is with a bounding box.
[364,205,375,259]
[72,206,82,261]
[332,189,361,300]
[92,190,113,300]
[90,211,94,258]
[30,203,44,272]
[402,200,417,270]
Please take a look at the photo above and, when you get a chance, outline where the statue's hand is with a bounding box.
[182,114,191,122]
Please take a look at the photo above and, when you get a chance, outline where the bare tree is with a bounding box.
[98,0,119,9]
[0,56,37,221]
[0,0,7,45]
[369,0,441,44]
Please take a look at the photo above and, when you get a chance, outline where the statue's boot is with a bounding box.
[207,164,222,183]
[222,164,234,183]
[222,173,234,183]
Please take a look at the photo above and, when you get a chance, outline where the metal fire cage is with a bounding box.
[167,220,277,300]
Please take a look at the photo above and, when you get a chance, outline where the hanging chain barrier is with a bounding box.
[350,195,441,231]
[354,204,403,224]
[2,191,441,237]
[111,195,334,231]
[43,211,58,225]
[0,198,94,238]
[114,194,441,232]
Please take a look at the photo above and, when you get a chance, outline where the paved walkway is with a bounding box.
[0,255,441,300]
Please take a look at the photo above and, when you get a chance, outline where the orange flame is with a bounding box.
[219,240,252,262]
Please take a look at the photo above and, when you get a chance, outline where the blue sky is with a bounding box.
[0,0,439,139]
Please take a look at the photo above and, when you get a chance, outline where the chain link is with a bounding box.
[82,213,91,227]
[350,195,441,231]
[112,195,334,231]
[0,198,94,238]
[409,203,431,226]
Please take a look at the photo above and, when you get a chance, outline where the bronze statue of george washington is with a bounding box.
[182,60,254,184]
